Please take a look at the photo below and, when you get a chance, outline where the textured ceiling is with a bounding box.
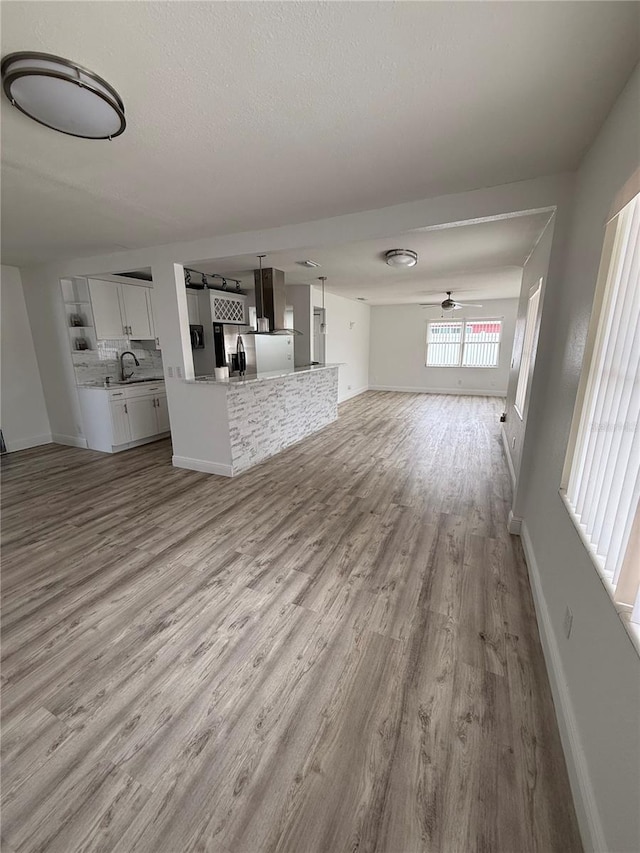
[194,211,552,305]
[1,1,638,266]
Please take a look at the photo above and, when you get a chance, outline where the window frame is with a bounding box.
[559,191,640,653]
[425,317,503,369]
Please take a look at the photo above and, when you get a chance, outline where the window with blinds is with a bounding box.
[426,321,463,366]
[426,319,502,367]
[462,320,502,367]
[561,191,639,638]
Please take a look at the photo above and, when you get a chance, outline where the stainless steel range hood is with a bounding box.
[252,267,301,335]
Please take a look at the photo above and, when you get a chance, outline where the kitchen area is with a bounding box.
[67,259,340,474]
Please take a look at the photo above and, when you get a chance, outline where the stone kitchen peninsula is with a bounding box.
[175,365,339,476]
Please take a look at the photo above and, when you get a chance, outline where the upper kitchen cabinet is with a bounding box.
[210,291,247,325]
[88,279,156,341]
[121,285,153,339]
[186,291,200,325]
[88,279,124,339]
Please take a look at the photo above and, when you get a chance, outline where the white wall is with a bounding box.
[369,298,518,396]
[0,265,51,450]
[515,67,640,853]
[312,288,370,402]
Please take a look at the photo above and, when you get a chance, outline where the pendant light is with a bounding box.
[319,276,327,334]
[2,52,125,139]
[256,254,270,333]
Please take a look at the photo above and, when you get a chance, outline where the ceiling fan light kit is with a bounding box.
[385,249,418,268]
[1,51,125,139]
[421,291,484,311]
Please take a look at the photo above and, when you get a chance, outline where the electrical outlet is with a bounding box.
[563,606,573,639]
[347,384,352,390]
[167,366,174,378]
[176,366,183,379]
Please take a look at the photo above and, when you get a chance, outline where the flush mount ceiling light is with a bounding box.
[1,52,125,139]
[385,249,418,268]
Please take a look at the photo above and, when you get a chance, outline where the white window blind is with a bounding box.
[462,320,502,367]
[426,321,463,366]
[426,319,502,368]
[563,192,640,632]
[514,281,542,417]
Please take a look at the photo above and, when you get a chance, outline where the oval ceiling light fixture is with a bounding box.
[385,249,418,268]
[1,52,125,139]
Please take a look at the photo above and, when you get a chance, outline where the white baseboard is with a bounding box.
[172,455,234,477]
[339,385,368,403]
[112,432,170,454]
[501,424,517,490]
[4,433,52,452]
[507,510,522,535]
[369,384,504,397]
[520,521,605,853]
[52,433,88,448]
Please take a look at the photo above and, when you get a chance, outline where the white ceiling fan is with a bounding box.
[420,291,483,311]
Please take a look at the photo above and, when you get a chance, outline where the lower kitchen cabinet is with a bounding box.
[155,394,170,432]
[127,396,159,441]
[78,382,170,453]
[110,398,131,446]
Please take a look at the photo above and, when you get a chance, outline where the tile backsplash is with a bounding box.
[73,339,164,386]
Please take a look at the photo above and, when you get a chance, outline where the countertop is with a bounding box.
[78,376,165,389]
[187,363,340,387]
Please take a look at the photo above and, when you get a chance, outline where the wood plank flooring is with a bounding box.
[1,392,583,852]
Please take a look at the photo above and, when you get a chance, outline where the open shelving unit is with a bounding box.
[60,277,97,354]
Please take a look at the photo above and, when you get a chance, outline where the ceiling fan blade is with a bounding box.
[454,302,483,308]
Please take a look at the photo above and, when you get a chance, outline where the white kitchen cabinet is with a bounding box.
[210,291,247,324]
[89,279,125,339]
[187,291,200,325]
[146,291,160,348]
[78,382,169,453]
[88,279,156,340]
[121,286,153,339]
[155,394,170,433]
[127,397,159,440]
[109,397,131,445]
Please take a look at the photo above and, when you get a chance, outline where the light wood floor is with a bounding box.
[1,392,582,853]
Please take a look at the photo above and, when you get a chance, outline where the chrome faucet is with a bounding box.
[119,350,140,381]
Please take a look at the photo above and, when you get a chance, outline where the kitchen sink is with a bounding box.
[111,377,163,386]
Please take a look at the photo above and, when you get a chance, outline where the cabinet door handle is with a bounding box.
[156,397,160,407]
[124,403,128,413]
[152,398,156,408]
